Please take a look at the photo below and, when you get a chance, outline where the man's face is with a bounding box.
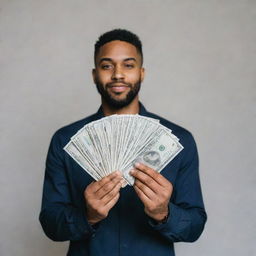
[93,40,145,109]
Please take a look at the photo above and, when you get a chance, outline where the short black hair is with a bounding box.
[94,29,143,65]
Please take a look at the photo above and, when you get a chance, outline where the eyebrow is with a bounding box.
[99,57,137,63]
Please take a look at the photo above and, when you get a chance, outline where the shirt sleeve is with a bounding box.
[148,133,207,242]
[39,132,96,241]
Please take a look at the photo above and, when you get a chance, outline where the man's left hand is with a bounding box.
[130,163,173,223]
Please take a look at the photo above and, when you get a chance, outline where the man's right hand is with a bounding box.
[84,171,122,225]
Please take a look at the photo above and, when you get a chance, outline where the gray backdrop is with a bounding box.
[1,0,255,255]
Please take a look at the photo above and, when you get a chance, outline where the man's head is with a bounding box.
[93,29,144,109]
[94,29,143,66]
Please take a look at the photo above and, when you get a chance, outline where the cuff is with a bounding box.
[67,208,97,240]
[148,203,190,234]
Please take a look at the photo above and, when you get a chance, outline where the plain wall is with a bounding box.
[0,0,255,255]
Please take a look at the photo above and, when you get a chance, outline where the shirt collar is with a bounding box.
[95,102,148,119]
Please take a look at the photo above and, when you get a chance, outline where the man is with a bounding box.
[39,29,207,256]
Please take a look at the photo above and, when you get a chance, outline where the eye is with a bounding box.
[101,64,112,70]
[124,63,134,68]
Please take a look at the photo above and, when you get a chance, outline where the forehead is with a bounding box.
[96,40,141,62]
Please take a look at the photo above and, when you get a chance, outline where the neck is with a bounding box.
[102,97,140,116]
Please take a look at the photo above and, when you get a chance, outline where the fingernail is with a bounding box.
[135,162,141,168]
[130,169,134,174]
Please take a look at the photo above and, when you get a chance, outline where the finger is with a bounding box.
[101,181,122,205]
[91,171,122,193]
[104,192,120,211]
[95,175,122,199]
[134,179,156,200]
[130,168,160,193]
[133,183,152,206]
[134,163,168,186]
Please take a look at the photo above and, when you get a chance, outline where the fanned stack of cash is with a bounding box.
[64,115,183,186]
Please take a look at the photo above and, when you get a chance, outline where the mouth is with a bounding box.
[107,83,130,93]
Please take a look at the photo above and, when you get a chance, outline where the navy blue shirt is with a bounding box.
[39,104,207,256]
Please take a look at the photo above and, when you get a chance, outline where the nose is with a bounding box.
[111,66,124,80]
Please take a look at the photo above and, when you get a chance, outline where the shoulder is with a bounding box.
[144,110,199,170]
[144,110,196,149]
[50,112,98,148]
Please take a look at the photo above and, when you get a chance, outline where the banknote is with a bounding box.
[122,128,183,185]
[64,115,184,186]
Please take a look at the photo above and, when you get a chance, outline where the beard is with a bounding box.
[95,79,141,109]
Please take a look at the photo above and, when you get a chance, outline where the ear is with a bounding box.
[92,68,96,83]
[140,67,145,82]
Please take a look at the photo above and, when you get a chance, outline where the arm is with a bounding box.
[39,132,94,241]
[39,132,122,241]
[131,135,207,243]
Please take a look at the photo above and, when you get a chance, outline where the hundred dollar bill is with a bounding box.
[64,114,183,187]
[71,127,104,176]
[64,141,101,180]
[122,129,184,185]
